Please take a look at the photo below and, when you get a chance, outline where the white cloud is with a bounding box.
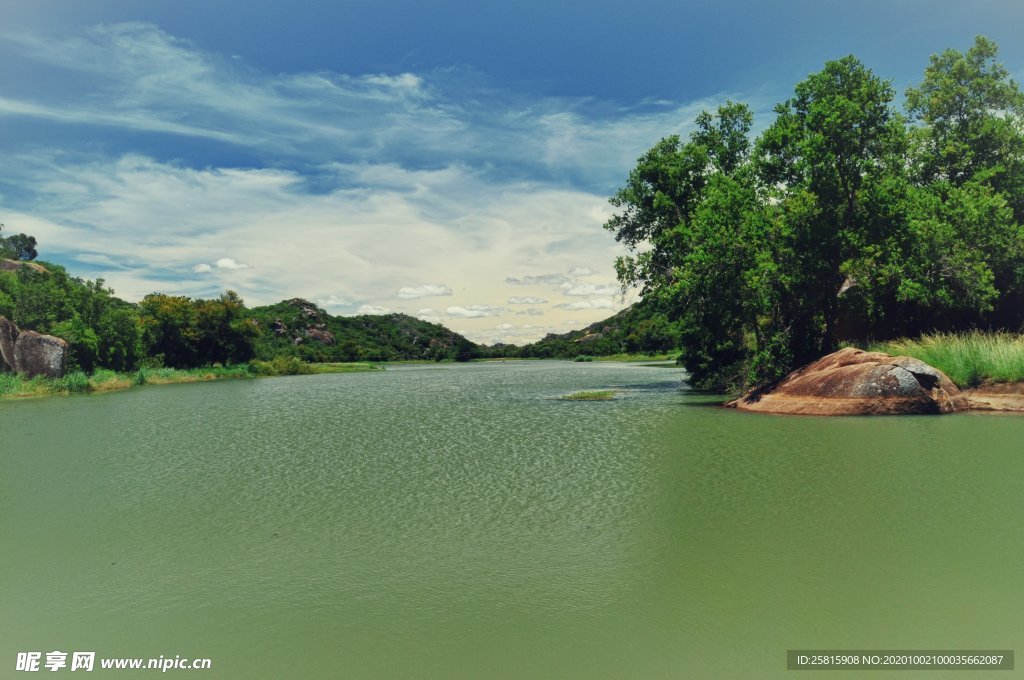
[0,22,760,344]
[554,298,617,311]
[445,305,508,318]
[560,282,619,296]
[318,294,348,308]
[505,273,570,286]
[397,284,453,299]
[355,304,391,315]
[464,322,558,345]
[215,257,248,270]
[415,308,442,323]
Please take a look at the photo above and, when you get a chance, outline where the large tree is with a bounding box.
[605,39,1024,390]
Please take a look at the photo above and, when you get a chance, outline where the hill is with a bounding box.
[515,299,682,358]
[246,298,483,362]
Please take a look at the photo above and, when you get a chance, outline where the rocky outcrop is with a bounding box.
[727,347,969,415]
[0,316,18,372]
[965,383,1024,412]
[305,328,336,345]
[0,259,48,273]
[0,317,69,378]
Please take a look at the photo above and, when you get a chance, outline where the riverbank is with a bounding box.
[0,359,381,399]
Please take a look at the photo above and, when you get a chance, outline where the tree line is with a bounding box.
[605,36,1024,390]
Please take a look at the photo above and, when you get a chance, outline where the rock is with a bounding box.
[271,318,289,336]
[575,332,603,343]
[0,316,18,372]
[726,347,968,415]
[13,331,68,379]
[0,259,48,274]
[965,382,1024,412]
[305,328,336,345]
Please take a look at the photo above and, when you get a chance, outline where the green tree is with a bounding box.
[606,101,775,387]
[0,224,38,261]
[756,55,909,359]
[905,36,1024,208]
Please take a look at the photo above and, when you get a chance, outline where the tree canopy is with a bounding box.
[606,37,1024,390]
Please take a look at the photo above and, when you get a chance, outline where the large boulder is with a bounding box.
[727,347,968,415]
[13,331,68,379]
[0,316,18,372]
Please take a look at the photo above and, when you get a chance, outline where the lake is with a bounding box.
[1,361,1021,678]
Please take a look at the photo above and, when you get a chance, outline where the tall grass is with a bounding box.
[871,331,1024,388]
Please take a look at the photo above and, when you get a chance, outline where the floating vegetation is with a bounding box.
[560,390,615,401]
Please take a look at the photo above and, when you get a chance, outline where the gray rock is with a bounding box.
[13,331,68,378]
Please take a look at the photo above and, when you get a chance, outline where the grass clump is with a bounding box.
[573,355,594,362]
[871,331,1024,388]
[560,390,616,401]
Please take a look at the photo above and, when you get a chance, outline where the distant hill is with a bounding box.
[515,299,682,358]
[245,297,681,363]
[246,298,483,362]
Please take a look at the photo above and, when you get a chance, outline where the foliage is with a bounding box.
[604,37,1024,390]
[244,298,484,363]
[871,331,1024,388]
[517,298,683,359]
[0,224,38,261]
[560,390,615,401]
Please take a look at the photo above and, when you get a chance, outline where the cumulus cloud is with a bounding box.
[507,295,548,304]
[415,308,443,323]
[465,323,557,345]
[445,305,508,318]
[192,257,249,273]
[397,284,453,299]
[355,304,391,315]
[568,266,595,276]
[515,308,545,316]
[215,257,248,270]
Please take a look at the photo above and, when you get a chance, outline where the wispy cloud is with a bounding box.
[0,22,762,343]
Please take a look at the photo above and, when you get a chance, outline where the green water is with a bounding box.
[2,362,1021,678]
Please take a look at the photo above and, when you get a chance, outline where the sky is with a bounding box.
[1,1,1023,344]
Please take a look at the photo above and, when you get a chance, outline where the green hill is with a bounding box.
[516,299,682,359]
[246,298,482,362]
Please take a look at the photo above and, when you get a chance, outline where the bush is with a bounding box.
[871,331,1024,387]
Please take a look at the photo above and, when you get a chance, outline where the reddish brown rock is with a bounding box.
[12,331,68,378]
[0,316,18,372]
[727,347,968,415]
[965,382,1024,412]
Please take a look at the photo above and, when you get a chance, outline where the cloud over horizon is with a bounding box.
[0,21,750,343]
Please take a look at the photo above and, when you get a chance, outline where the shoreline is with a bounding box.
[0,361,382,400]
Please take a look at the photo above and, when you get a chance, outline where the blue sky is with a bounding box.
[2,1,1023,343]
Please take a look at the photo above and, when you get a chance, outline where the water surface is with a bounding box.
[2,362,1021,678]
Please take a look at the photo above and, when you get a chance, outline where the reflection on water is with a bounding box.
[2,362,1021,678]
